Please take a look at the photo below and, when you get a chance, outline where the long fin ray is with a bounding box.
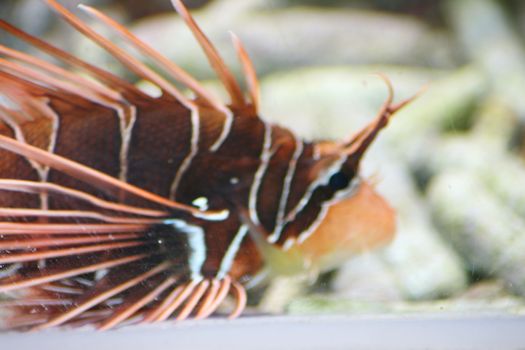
[0,253,149,293]
[78,5,224,111]
[230,32,260,113]
[0,241,143,264]
[0,134,227,220]
[44,0,193,109]
[170,0,245,108]
[97,276,177,330]
[31,262,170,330]
[0,234,140,250]
[0,19,146,98]
[0,179,168,217]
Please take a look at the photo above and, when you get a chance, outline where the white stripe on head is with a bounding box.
[296,177,361,244]
[269,154,348,244]
[248,122,272,226]
[269,137,304,243]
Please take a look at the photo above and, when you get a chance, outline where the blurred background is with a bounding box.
[2,0,525,318]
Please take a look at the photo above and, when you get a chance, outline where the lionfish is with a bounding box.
[0,0,414,330]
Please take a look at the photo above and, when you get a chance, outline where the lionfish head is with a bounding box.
[257,78,415,275]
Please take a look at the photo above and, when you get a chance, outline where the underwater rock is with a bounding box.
[428,170,525,296]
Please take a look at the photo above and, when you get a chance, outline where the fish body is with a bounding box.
[0,0,410,330]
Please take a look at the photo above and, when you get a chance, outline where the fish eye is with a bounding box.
[328,171,350,191]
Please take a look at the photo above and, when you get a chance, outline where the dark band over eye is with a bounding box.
[328,172,350,191]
